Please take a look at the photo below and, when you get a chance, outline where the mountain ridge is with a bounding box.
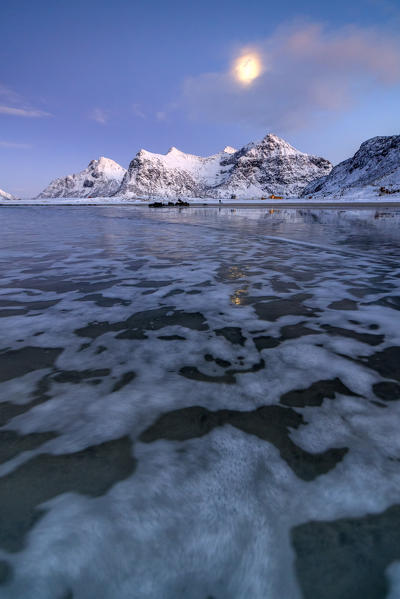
[37,133,332,199]
[35,133,400,200]
[119,133,332,199]
[302,135,400,197]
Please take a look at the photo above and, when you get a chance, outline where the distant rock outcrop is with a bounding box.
[37,157,126,198]
[302,135,400,197]
[0,187,16,201]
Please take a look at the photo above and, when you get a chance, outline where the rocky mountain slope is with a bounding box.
[118,146,237,199]
[119,134,332,199]
[0,187,16,201]
[36,134,332,199]
[214,134,332,198]
[302,135,400,197]
[38,157,126,198]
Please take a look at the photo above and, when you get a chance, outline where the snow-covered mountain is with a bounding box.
[38,157,126,198]
[214,134,332,198]
[302,135,400,197]
[119,134,332,199]
[0,187,16,201]
[36,134,332,200]
[118,146,238,199]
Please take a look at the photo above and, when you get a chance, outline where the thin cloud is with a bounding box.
[182,22,400,132]
[90,108,108,124]
[0,105,51,118]
[0,140,32,149]
[0,84,52,118]
[0,84,22,104]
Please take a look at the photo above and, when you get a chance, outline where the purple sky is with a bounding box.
[1,0,400,197]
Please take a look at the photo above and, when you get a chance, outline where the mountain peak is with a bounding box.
[38,157,126,199]
[358,135,400,154]
[89,156,124,170]
[97,156,116,165]
[262,133,281,142]
[223,146,237,154]
[258,133,300,154]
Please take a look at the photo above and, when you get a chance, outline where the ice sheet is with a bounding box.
[0,206,399,598]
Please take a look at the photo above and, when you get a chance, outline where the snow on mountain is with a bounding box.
[214,134,332,198]
[118,146,238,199]
[119,134,332,199]
[37,157,126,198]
[36,134,332,200]
[0,187,16,201]
[302,135,400,197]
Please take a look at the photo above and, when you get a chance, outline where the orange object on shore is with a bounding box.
[269,194,283,199]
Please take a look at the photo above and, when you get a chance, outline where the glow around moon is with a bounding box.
[233,53,262,85]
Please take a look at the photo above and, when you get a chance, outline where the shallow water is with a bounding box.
[0,206,400,599]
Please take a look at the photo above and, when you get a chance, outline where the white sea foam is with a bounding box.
[0,206,399,598]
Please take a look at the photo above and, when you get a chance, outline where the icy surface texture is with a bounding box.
[0,206,399,598]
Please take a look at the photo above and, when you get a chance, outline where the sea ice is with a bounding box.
[0,206,399,598]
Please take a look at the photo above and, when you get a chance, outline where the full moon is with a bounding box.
[234,53,262,84]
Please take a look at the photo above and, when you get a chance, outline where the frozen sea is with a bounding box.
[0,205,400,599]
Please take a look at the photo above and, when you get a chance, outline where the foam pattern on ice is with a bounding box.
[0,206,400,598]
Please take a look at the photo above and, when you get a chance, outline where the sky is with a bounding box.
[0,0,399,197]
